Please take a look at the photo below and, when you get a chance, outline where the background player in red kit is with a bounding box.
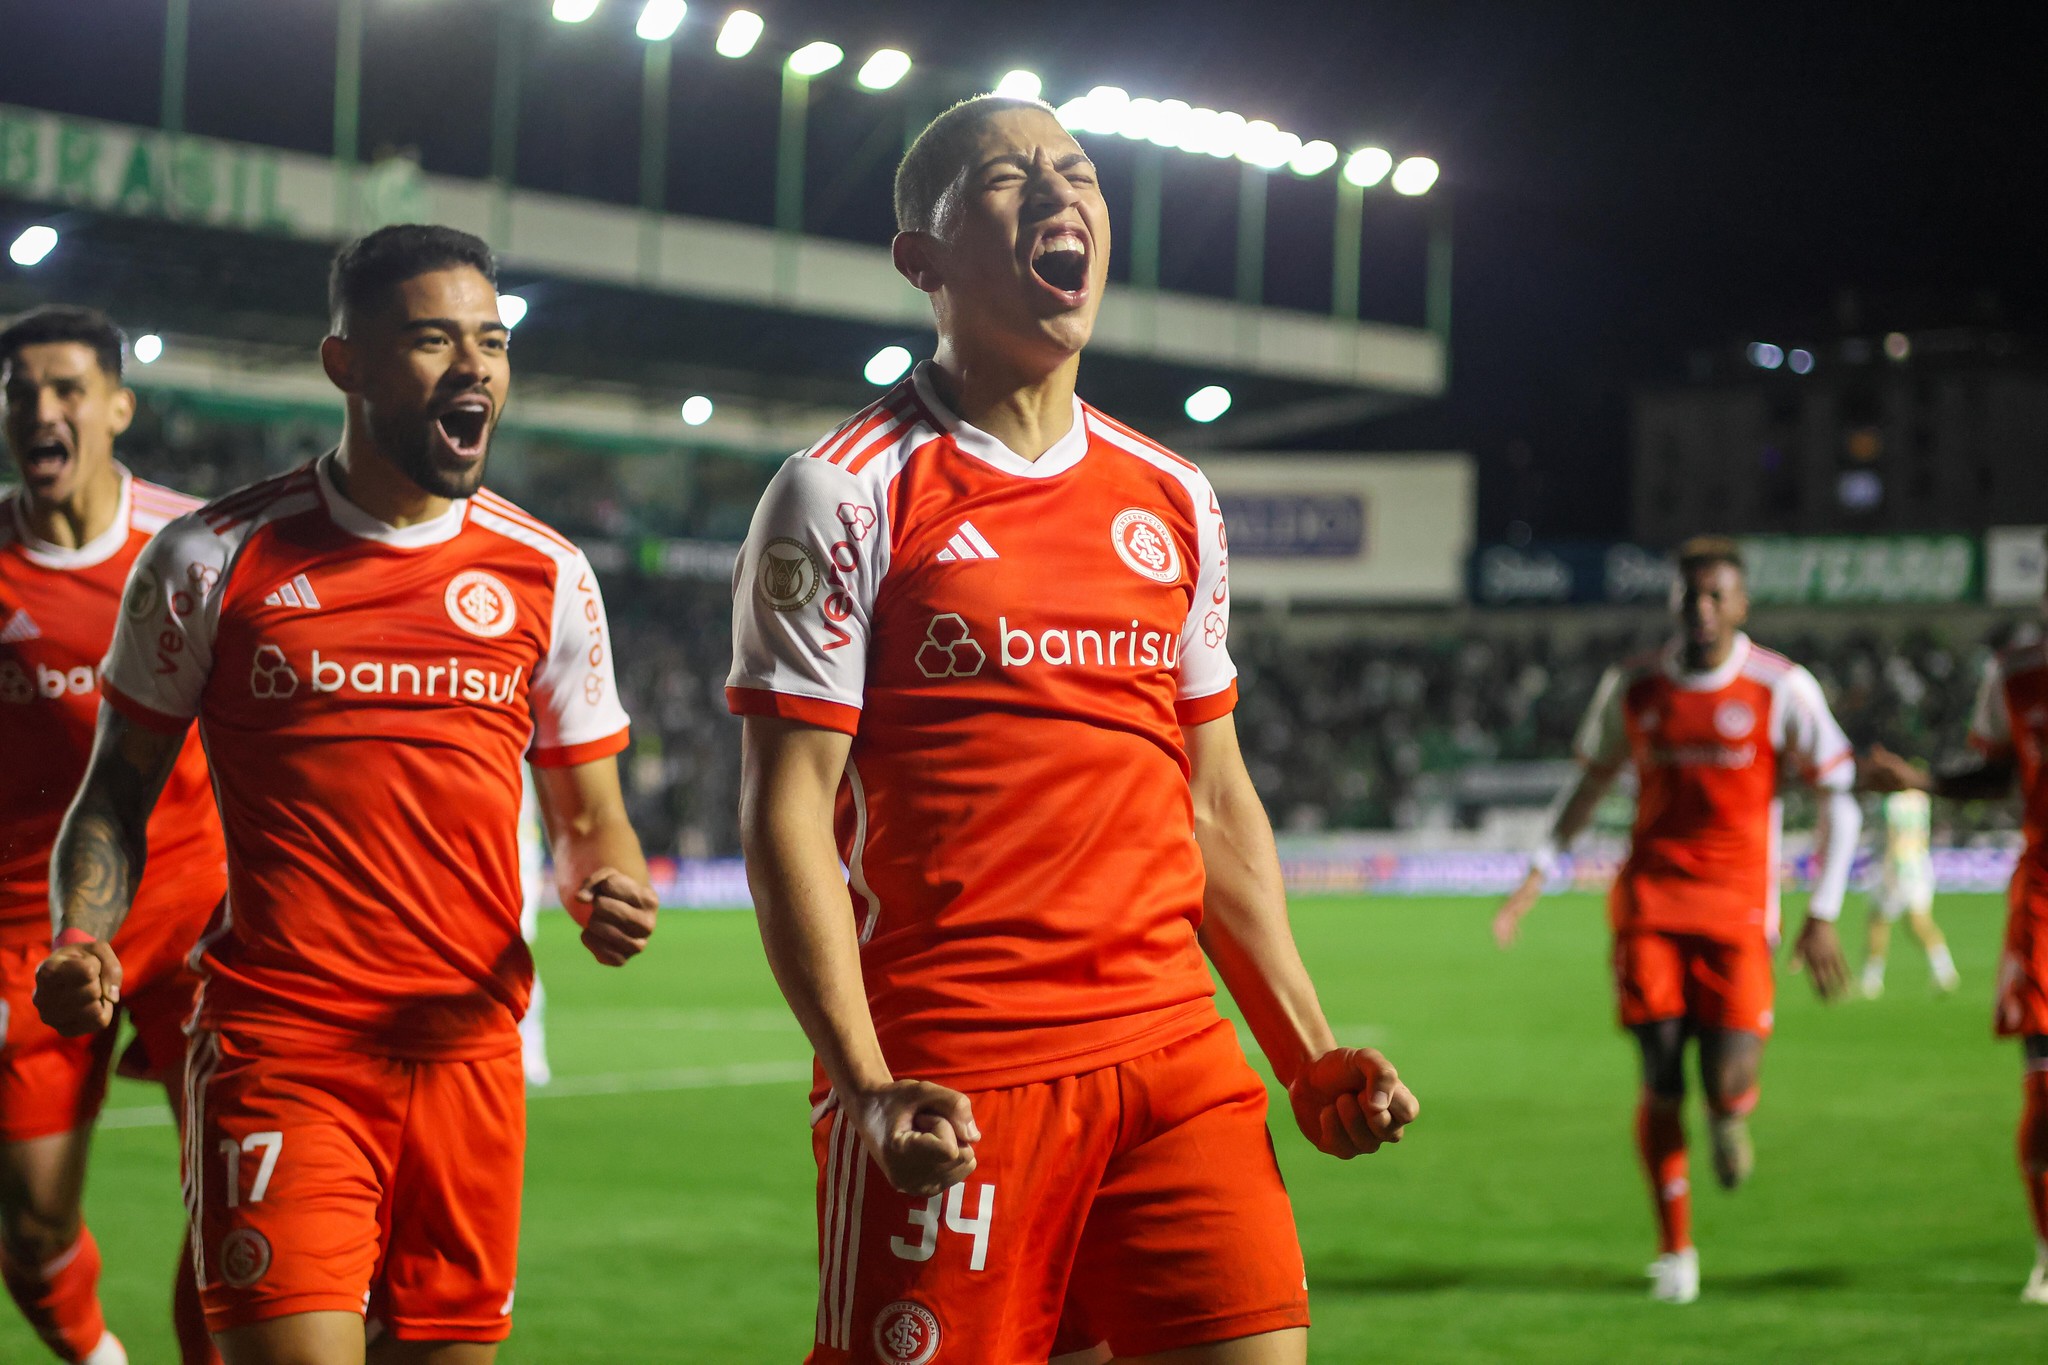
[731,95,1419,1364]
[1863,582,2048,1303]
[1494,537,1860,1304]
[1,307,227,1365]
[34,227,659,1365]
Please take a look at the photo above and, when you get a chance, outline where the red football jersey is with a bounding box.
[727,365,1236,1094]
[1969,639,2048,877]
[1576,635,1852,941]
[0,473,225,954]
[100,459,630,1059]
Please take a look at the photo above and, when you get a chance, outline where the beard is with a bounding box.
[369,403,489,500]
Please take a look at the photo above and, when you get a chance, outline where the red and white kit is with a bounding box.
[728,365,1308,1361]
[1969,639,2048,1038]
[1576,634,1857,1033]
[0,472,225,1142]
[99,458,628,1339]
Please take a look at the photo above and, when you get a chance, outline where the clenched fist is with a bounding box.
[34,940,124,1036]
[571,867,660,966]
[1288,1046,1419,1159]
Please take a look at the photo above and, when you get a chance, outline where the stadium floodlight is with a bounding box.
[635,0,686,41]
[856,49,911,91]
[1746,341,1783,370]
[1199,110,1248,158]
[1788,348,1815,375]
[714,9,763,57]
[1237,121,1301,171]
[1145,99,1194,148]
[1117,97,1162,141]
[680,395,714,426]
[1289,139,1339,177]
[1343,146,1393,187]
[497,294,529,329]
[787,41,843,76]
[551,0,600,23]
[864,345,912,386]
[1390,155,1440,195]
[133,334,163,364]
[1883,331,1911,361]
[1184,385,1232,423]
[995,69,1042,100]
[8,225,57,267]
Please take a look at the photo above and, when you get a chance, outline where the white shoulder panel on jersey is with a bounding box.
[1763,659,1853,789]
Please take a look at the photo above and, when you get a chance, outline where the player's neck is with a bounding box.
[1682,633,1742,673]
[329,436,453,529]
[21,460,123,549]
[925,344,1079,462]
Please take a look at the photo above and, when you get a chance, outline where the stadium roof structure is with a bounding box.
[0,102,1445,456]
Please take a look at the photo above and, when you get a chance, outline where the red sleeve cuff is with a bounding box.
[103,683,194,735]
[726,686,862,736]
[1174,680,1239,727]
[529,727,631,769]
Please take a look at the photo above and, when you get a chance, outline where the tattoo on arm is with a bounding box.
[51,707,186,942]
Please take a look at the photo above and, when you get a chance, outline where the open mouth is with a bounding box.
[434,402,490,458]
[1030,228,1090,296]
[22,439,72,479]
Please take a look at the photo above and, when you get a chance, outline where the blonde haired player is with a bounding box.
[1859,789,1959,999]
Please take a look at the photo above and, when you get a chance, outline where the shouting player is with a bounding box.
[1493,536,1859,1304]
[33,226,658,1364]
[1863,620,2048,1301]
[1859,789,1959,999]
[2,307,225,1365]
[730,95,1418,1364]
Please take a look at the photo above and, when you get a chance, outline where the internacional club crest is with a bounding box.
[1111,508,1181,584]
[1714,699,1755,739]
[444,570,518,639]
[759,538,822,612]
[872,1300,941,1364]
[219,1228,272,1288]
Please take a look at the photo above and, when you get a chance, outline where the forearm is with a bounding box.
[1804,788,1863,920]
[1929,757,2015,802]
[1537,765,1619,864]
[50,786,147,942]
[549,811,652,910]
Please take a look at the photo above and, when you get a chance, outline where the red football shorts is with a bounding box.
[1996,869,2048,1038]
[1613,930,1775,1036]
[184,1028,524,1341]
[806,1018,1309,1365]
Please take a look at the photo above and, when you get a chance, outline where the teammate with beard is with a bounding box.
[34,226,659,1364]
[730,95,1418,1364]
[1,307,227,1364]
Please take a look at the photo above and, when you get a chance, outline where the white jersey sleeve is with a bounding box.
[528,548,631,765]
[1969,654,2012,754]
[1771,665,1854,792]
[1174,475,1237,722]
[1573,666,1631,767]
[100,512,232,730]
[726,454,890,736]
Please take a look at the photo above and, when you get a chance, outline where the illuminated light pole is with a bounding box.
[715,9,763,58]
[776,45,841,295]
[635,3,684,278]
[160,0,188,133]
[1330,147,1390,320]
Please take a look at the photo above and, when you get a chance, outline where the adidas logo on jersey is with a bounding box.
[934,522,1000,563]
[263,574,322,609]
[0,608,40,642]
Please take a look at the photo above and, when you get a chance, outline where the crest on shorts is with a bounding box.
[759,538,821,612]
[220,1228,272,1288]
[444,570,517,639]
[1714,700,1755,739]
[872,1300,941,1364]
[1111,508,1181,584]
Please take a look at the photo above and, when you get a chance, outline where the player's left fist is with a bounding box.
[1288,1047,1419,1160]
[573,868,659,966]
[33,940,124,1036]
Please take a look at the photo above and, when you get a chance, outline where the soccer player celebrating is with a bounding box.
[33,226,658,1364]
[729,95,1418,1364]
[1493,536,1860,1304]
[1863,621,2048,1302]
[1,306,226,1365]
[1859,789,1959,999]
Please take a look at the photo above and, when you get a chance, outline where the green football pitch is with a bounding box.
[7,893,2042,1363]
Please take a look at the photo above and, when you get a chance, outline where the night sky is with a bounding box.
[1,0,2041,538]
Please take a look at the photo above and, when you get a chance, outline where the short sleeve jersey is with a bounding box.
[1968,640,2048,880]
[1575,634,1852,940]
[726,365,1235,1093]
[1882,790,1933,871]
[100,459,629,1059]
[0,473,225,957]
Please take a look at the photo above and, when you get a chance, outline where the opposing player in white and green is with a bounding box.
[1860,790,1960,998]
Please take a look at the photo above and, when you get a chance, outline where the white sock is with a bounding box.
[82,1332,128,1365]
[1929,944,1956,978]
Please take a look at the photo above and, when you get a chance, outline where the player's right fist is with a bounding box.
[33,940,123,1036]
[850,1080,981,1197]
[573,867,659,966]
[1289,1047,1419,1160]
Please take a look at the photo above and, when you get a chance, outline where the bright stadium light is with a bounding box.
[1184,386,1232,423]
[133,334,163,364]
[787,41,843,76]
[1237,121,1301,170]
[1117,96,1163,141]
[995,69,1042,100]
[551,0,600,23]
[1146,99,1194,148]
[1884,331,1911,361]
[635,0,686,41]
[864,345,912,386]
[8,225,57,267]
[1199,110,1249,158]
[1746,341,1784,370]
[856,48,911,91]
[1391,155,1440,195]
[1344,146,1393,187]
[1788,347,1815,375]
[680,395,714,425]
[1289,139,1339,176]
[497,294,529,329]
[714,9,763,57]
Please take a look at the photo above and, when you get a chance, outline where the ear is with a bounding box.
[892,232,945,295]
[107,386,136,438]
[318,334,358,395]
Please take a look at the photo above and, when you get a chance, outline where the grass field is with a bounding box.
[7,892,2042,1363]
